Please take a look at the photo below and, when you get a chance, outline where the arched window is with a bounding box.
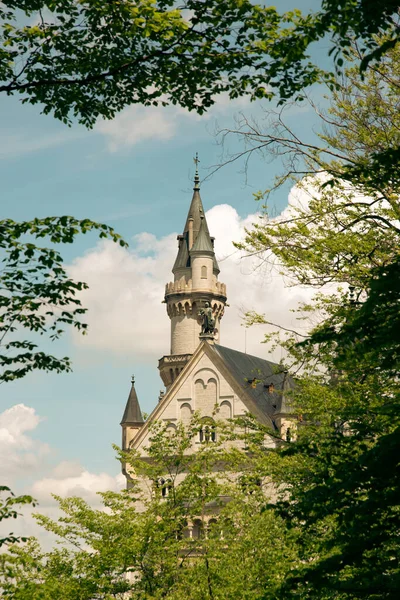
[201,265,207,279]
[192,519,204,539]
[286,427,292,442]
[166,423,177,438]
[157,477,173,497]
[208,518,220,539]
[199,418,216,443]
[219,400,232,419]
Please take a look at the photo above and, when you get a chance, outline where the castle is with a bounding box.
[120,164,294,485]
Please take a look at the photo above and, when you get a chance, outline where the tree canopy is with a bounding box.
[0,418,297,600]
[1,1,399,126]
[227,40,400,599]
[0,217,126,383]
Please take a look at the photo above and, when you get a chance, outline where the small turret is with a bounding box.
[190,216,214,290]
[120,375,144,450]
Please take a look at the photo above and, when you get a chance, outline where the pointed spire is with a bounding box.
[193,151,200,191]
[120,375,144,425]
[183,181,208,243]
[172,156,220,275]
[191,215,214,254]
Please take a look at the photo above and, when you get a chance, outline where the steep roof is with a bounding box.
[183,179,209,243]
[172,234,190,271]
[212,344,294,425]
[190,216,214,254]
[172,169,220,274]
[130,341,295,450]
[120,377,144,425]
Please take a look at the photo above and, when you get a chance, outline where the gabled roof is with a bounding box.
[121,377,144,425]
[212,344,294,423]
[130,341,294,449]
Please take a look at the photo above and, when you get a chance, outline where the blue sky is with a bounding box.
[1,0,333,541]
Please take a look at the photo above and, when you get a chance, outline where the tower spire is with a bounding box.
[193,152,200,190]
[161,158,227,374]
[120,374,144,451]
[120,375,144,426]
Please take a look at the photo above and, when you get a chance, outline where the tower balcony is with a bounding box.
[165,280,226,298]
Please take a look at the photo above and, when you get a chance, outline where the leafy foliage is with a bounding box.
[227,44,400,290]
[0,486,36,547]
[228,39,400,600]
[1,1,399,126]
[0,418,297,599]
[0,216,126,383]
[0,0,319,126]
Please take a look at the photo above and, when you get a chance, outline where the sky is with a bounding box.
[1,0,333,545]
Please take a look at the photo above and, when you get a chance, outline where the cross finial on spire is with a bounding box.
[131,374,135,384]
[193,152,200,190]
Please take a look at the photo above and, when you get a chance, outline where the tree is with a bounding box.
[0,0,317,127]
[0,217,126,383]
[0,417,297,599]
[1,1,399,128]
[223,43,400,290]
[223,42,400,599]
[0,486,36,547]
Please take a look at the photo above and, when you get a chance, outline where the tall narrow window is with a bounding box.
[199,419,216,443]
[157,477,173,497]
[201,265,207,279]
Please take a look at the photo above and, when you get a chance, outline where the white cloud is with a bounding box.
[0,404,123,503]
[96,105,180,152]
[0,403,125,548]
[31,468,124,504]
[67,198,316,362]
[0,404,50,481]
[6,467,124,550]
[96,93,251,152]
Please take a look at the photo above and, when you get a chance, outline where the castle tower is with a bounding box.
[159,162,227,388]
[120,375,144,450]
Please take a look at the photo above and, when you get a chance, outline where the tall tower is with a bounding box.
[159,162,227,388]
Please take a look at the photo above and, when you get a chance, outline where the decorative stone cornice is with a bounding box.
[165,296,226,319]
[158,353,193,387]
[165,279,227,297]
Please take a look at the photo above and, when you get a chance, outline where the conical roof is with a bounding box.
[120,376,144,425]
[183,184,210,244]
[190,216,214,254]
[172,234,190,271]
[172,167,220,274]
